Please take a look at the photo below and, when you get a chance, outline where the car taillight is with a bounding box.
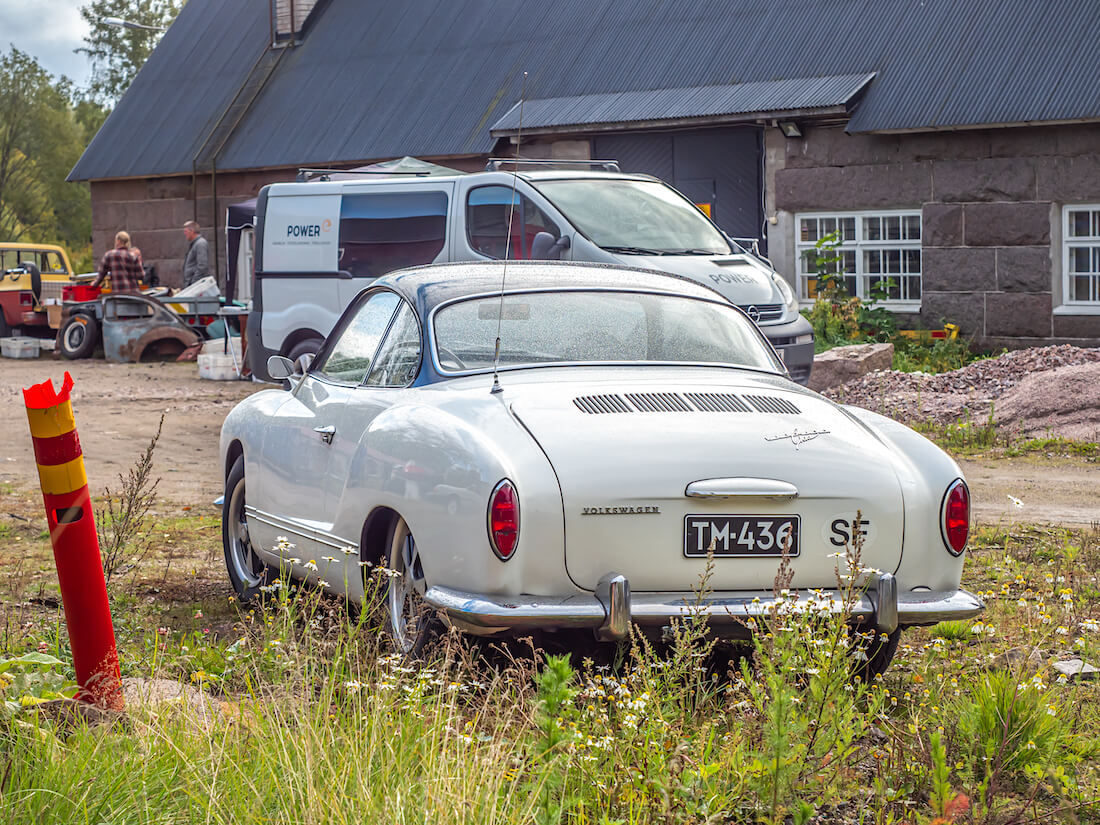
[19,293,33,307]
[941,479,969,556]
[488,480,519,560]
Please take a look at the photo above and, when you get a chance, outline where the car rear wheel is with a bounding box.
[384,516,439,656]
[59,314,98,359]
[222,456,273,601]
[853,628,901,682]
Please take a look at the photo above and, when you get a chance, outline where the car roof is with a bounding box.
[376,260,730,317]
[1,242,68,252]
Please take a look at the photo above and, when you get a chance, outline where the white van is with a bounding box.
[247,163,814,382]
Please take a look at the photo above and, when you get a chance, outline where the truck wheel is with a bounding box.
[287,338,322,373]
[0,312,10,338]
[59,314,98,359]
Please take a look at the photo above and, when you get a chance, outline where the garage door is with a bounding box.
[592,126,764,250]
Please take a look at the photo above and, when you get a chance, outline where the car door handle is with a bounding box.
[685,478,799,499]
[313,425,336,444]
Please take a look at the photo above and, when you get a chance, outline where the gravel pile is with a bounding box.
[824,345,1100,434]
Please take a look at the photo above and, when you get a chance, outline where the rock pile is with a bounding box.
[823,345,1100,439]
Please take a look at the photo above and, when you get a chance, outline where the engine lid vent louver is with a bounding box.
[683,392,751,413]
[624,392,692,412]
[574,392,802,415]
[573,394,632,414]
[743,394,801,415]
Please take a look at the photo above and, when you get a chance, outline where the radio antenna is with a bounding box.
[491,71,527,395]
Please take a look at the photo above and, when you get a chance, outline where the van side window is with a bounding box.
[338,192,448,278]
[315,291,400,383]
[467,186,560,260]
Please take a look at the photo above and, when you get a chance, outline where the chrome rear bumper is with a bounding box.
[423,573,984,641]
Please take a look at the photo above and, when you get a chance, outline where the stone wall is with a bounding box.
[768,123,1100,348]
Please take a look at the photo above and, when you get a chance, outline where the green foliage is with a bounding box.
[929,620,972,642]
[915,407,1001,453]
[0,48,97,251]
[804,231,899,349]
[78,0,182,105]
[892,334,977,374]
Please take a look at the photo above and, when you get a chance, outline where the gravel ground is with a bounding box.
[824,345,1100,439]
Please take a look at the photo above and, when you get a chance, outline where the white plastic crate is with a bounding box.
[197,351,239,380]
[1,337,39,359]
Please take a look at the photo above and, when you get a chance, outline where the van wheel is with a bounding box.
[59,314,98,359]
[287,338,322,372]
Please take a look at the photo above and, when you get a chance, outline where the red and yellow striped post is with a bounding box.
[23,372,123,710]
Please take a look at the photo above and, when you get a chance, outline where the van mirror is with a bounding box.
[267,355,296,380]
[530,232,571,260]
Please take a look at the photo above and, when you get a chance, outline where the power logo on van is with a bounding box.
[286,220,331,237]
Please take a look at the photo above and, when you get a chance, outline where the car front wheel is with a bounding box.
[384,516,438,656]
[222,456,273,601]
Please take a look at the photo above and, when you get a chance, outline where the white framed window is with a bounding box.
[795,210,922,309]
[1063,205,1100,306]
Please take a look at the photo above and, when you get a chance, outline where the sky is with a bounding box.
[0,0,93,87]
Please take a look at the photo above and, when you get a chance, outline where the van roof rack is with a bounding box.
[295,167,437,182]
[485,158,621,173]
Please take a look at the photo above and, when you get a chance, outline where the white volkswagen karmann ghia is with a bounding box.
[220,261,982,674]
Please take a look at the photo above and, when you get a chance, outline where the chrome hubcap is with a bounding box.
[388,521,427,652]
[228,481,264,588]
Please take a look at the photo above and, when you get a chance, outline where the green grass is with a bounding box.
[2,505,1100,822]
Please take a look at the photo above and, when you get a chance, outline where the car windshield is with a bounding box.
[432,290,781,373]
[534,179,733,255]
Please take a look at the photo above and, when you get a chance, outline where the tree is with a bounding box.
[78,0,183,105]
[0,49,98,258]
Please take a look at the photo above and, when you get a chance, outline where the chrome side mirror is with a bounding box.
[267,355,296,380]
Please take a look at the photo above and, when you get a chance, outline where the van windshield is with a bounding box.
[534,179,733,256]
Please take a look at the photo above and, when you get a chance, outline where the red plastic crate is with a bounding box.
[63,285,101,302]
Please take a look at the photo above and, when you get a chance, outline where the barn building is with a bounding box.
[69,0,1100,348]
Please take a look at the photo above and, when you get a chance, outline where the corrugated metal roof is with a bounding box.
[72,0,1100,181]
[68,0,272,181]
[489,74,875,135]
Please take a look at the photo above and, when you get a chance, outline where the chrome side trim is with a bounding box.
[685,477,799,499]
[244,506,359,552]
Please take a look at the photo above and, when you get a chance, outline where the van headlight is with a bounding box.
[771,273,798,311]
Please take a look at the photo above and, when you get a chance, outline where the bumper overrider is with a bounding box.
[423,572,985,641]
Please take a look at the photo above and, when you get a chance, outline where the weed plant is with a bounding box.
[1,514,1100,822]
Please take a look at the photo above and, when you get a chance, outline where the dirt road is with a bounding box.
[0,355,1097,525]
[0,357,261,506]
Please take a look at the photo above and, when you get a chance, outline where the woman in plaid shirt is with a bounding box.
[92,231,143,294]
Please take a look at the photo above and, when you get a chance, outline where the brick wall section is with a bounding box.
[773,123,1100,348]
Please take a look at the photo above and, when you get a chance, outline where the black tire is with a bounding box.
[382,516,441,657]
[222,456,274,602]
[286,338,323,373]
[58,314,98,359]
[853,628,901,682]
[0,311,10,338]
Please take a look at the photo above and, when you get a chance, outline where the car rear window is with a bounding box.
[432,290,781,373]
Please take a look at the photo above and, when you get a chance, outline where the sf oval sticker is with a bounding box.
[823,513,877,551]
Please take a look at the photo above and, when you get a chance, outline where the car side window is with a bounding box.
[315,291,400,384]
[467,186,560,260]
[365,302,420,387]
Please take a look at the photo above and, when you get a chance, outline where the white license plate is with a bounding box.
[684,515,800,558]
